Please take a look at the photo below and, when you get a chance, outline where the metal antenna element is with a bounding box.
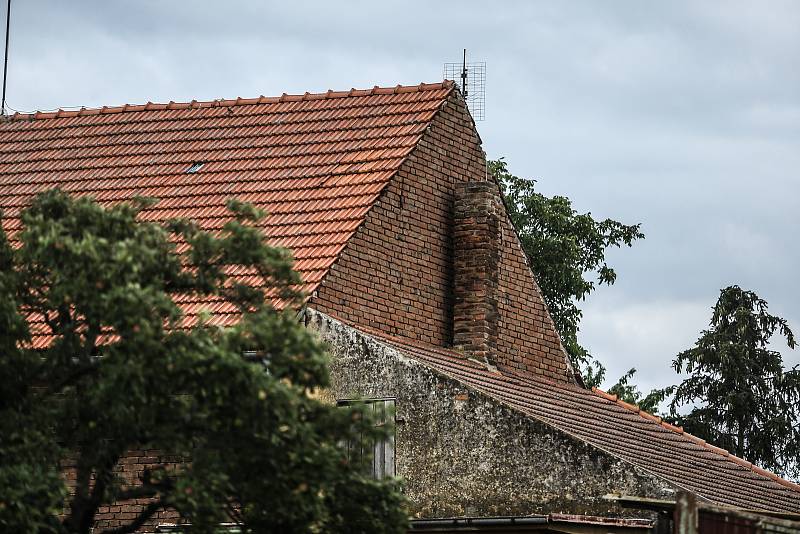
[2,0,10,116]
[444,49,486,120]
[461,48,468,99]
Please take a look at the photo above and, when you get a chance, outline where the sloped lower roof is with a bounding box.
[0,82,454,347]
[352,325,800,514]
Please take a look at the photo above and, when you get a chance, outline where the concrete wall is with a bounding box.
[307,308,675,519]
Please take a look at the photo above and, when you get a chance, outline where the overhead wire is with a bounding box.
[2,0,11,115]
[0,0,110,118]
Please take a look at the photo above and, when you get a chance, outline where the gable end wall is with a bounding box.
[312,92,572,382]
[308,309,675,517]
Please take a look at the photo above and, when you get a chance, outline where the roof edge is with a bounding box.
[591,386,800,493]
[307,83,456,308]
[4,81,456,122]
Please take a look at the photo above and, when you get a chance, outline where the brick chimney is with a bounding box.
[452,181,502,367]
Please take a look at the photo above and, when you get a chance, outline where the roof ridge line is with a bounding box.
[591,386,800,493]
[6,81,456,122]
[346,323,591,389]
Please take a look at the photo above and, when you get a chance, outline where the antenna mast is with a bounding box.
[461,48,468,100]
[2,0,10,116]
[443,49,486,121]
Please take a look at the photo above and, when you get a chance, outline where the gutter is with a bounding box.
[410,516,549,530]
[607,494,800,522]
[410,514,653,531]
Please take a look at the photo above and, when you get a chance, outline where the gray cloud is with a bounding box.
[5,0,799,387]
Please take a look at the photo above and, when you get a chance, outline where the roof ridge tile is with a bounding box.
[7,81,452,122]
[591,387,618,402]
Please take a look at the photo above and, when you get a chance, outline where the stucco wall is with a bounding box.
[306,308,675,518]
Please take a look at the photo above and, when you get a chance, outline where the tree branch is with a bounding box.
[63,452,93,533]
[114,465,176,502]
[114,485,159,502]
[35,359,99,400]
[100,500,165,534]
[88,451,123,519]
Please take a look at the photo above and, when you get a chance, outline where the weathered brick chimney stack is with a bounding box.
[452,181,503,367]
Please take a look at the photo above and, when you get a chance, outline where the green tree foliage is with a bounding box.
[607,368,672,415]
[0,191,407,533]
[668,285,799,480]
[489,159,644,385]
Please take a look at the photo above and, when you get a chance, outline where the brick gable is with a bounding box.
[312,92,573,383]
[0,83,453,348]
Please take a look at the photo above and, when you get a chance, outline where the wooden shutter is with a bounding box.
[338,398,396,479]
[371,398,395,478]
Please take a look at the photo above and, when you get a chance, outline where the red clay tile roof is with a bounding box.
[353,325,800,514]
[0,82,454,348]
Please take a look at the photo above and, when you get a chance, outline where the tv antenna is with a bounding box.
[443,49,486,120]
[2,0,10,116]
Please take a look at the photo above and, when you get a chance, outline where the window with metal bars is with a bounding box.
[337,398,396,479]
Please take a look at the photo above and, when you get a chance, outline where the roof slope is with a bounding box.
[0,82,454,347]
[355,326,800,514]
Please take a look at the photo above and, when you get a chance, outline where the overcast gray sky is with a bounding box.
[5,1,799,392]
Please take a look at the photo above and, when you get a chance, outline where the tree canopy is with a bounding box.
[489,160,800,476]
[0,191,407,533]
[668,285,799,480]
[489,158,644,385]
[606,368,672,415]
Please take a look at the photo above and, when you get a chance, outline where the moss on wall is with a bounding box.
[306,308,675,518]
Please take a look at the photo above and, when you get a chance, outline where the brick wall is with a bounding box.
[452,181,502,365]
[62,450,182,531]
[312,92,573,383]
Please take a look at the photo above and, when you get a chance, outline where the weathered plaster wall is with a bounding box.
[306,308,675,518]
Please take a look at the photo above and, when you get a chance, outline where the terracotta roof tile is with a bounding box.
[0,82,455,347]
[349,324,800,514]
